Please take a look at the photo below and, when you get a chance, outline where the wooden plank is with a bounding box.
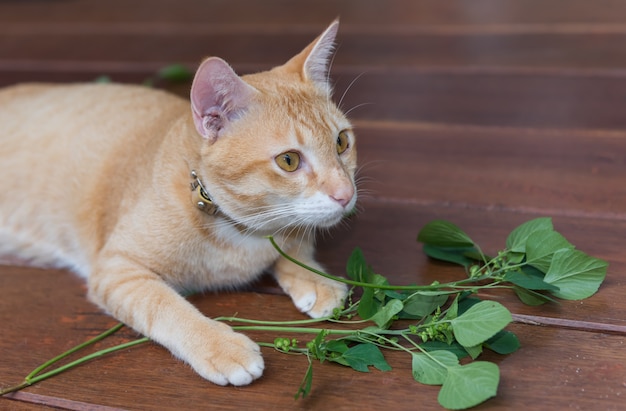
[4,0,626,27]
[5,0,626,76]
[334,70,626,129]
[353,122,626,216]
[5,30,626,72]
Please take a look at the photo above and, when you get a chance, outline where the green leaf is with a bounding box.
[506,217,553,253]
[295,358,314,399]
[157,63,193,82]
[422,244,479,267]
[451,301,512,347]
[324,340,349,366]
[369,299,404,328]
[421,341,470,359]
[401,292,448,319]
[438,362,500,410]
[357,287,379,320]
[505,251,525,264]
[543,249,608,300]
[339,343,392,373]
[444,295,459,321]
[356,271,389,320]
[417,220,475,248]
[457,296,482,314]
[325,340,349,354]
[383,289,407,300]
[504,268,558,291]
[463,344,483,359]
[411,351,459,385]
[485,330,520,355]
[94,75,112,83]
[346,247,370,282]
[307,329,330,362]
[513,286,553,306]
[525,230,574,272]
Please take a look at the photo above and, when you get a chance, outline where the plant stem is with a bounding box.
[216,316,329,326]
[0,382,31,397]
[231,325,357,335]
[0,324,147,397]
[26,338,149,385]
[25,322,124,381]
[214,301,360,326]
[269,236,481,292]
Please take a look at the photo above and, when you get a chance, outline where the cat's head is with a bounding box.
[189,20,357,233]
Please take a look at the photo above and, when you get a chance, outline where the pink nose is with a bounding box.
[330,185,355,208]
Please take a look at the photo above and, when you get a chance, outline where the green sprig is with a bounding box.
[0,323,149,396]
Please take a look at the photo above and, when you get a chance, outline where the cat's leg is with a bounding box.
[87,253,264,386]
[273,243,348,318]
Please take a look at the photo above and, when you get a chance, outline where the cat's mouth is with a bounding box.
[311,204,356,229]
[226,204,349,233]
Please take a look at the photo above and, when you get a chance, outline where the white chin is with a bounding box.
[316,212,346,228]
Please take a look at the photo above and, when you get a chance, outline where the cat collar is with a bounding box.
[190,170,219,215]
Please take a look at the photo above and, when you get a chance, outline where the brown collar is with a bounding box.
[190,170,219,215]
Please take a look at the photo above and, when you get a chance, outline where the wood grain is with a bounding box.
[1,0,625,410]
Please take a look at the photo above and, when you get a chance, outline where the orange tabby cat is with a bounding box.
[0,21,356,386]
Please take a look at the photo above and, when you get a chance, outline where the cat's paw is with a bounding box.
[290,276,348,319]
[190,326,264,386]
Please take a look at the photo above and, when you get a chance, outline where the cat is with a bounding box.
[0,20,356,386]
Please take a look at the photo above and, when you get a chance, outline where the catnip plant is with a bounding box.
[0,217,608,410]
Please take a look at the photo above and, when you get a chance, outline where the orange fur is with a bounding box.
[0,21,356,386]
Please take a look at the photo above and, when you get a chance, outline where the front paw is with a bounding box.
[289,276,348,318]
[188,325,264,386]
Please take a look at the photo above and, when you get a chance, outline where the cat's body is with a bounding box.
[0,21,356,386]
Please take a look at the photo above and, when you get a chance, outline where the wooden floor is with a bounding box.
[2,1,626,410]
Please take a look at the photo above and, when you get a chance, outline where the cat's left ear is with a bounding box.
[286,19,339,94]
[190,57,258,143]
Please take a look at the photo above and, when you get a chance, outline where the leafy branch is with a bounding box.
[0,218,608,410]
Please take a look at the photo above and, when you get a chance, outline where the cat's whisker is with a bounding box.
[354,176,377,187]
[356,158,385,174]
[351,199,368,217]
[297,227,315,254]
[242,206,298,229]
[352,160,380,188]
[338,72,366,111]
[354,177,376,195]
[356,189,376,204]
[229,202,295,222]
[343,102,374,118]
[229,205,310,242]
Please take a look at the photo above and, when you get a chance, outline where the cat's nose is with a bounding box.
[330,185,355,208]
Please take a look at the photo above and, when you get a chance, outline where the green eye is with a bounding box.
[337,130,350,154]
[275,151,301,172]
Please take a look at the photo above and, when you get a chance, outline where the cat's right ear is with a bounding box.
[190,57,258,143]
[282,20,339,95]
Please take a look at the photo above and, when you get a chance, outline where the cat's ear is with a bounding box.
[190,57,258,143]
[285,19,339,93]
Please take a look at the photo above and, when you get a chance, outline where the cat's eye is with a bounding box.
[336,130,350,154]
[275,151,301,172]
